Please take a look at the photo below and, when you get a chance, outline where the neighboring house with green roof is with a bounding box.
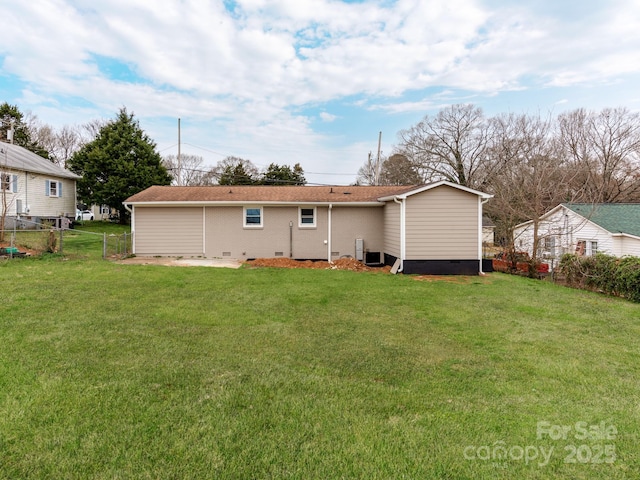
[513,203,640,262]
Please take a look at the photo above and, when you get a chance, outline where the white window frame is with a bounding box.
[576,239,598,256]
[539,236,556,258]
[299,206,316,228]
[243,206,263,228]
[46,179,62,198]
[1,173,17,193]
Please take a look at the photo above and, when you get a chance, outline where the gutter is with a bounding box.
[123,203,134,253]
[124,200,384,207]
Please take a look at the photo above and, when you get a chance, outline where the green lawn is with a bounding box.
[1,255,639,479]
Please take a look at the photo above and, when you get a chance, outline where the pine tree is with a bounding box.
[68,108,171,222]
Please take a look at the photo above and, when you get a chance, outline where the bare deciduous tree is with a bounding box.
[558,107,640,203]
[162,154,217,186]
[355,153,380,185]
[485,113,588,270]
[397,104,494,189]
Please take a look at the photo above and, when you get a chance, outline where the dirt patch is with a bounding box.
[115,257,242,268]
[413,273,494,283]
[246,257,391,272]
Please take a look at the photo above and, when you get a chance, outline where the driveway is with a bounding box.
[117,257,243,268]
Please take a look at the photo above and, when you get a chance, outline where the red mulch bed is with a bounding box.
[245,257,391,272]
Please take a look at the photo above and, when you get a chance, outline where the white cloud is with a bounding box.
[319,112,337,122]
[2,0,640,183]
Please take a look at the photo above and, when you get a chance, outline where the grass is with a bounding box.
[8,221,130,260]
[1,252,639,478]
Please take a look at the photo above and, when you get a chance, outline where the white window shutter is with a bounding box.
[58,181,63,197]
[12,175,18,193]
[45,180,50,196]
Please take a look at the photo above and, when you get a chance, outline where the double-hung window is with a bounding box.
[299,207,316,228]
[244,207,263,228]
[1,173,18,193]
[576,239,598,256]
[46,179,62,198]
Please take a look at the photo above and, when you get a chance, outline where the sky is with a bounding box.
[2,0,640,185]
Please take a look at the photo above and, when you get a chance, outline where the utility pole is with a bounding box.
[8,119,15,144]
[177,118,181,186]
[375,131,382,186]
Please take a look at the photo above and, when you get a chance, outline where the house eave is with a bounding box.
[377,180,492,201]
[611,232,640,240]
[1,164,81,180]
[124,200,385,208]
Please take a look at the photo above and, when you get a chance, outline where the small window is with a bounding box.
[577,239,598,257]
[1,173,17,193]
[46,180,62,198]
[244,207,262,228]
[539,236,556,257]
[299,207,316,227]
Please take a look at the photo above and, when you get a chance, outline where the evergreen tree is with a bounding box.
[0,102,50,159]
[260,163,306,185]
[68,108,171,222]
[218,163,256,185]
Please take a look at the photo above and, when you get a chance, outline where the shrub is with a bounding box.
[557,253,640,302]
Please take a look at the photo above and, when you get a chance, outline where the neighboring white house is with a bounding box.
[514,203,640,263]
[0,142,80,228]
[482,216,495,246]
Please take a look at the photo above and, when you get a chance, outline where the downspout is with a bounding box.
[24,171,28,216]
[124,203,134,253]
[393,196,405,272]
[289,220,293,258]
[327,204,333,262]
[479,197,490,274]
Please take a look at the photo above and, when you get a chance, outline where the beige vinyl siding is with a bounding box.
[405,186,479,260]
[331,206,384,259]
[205,206,328,259]
[383,201,401,257]
[135,207,203,255]
[294,207,327,259]
[1,169,20,215]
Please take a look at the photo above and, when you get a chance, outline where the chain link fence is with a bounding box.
[1,223,132,260]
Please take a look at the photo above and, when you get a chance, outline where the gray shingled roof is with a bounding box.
[565,203,640,237]
[0,142,80,179]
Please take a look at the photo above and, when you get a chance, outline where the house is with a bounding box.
[0,142,80,228]
[482,215,495,246]
[513,203,640,262]
[124,181,492,275]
